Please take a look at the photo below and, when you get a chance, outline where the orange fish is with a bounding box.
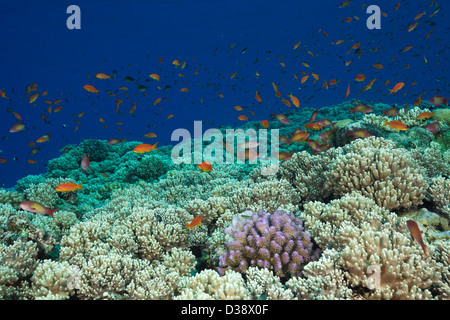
[279,151,294,162]
[309,109,319,123]
[29,93,39,104]
[348,129,372,139]
[55,182,83,192]
[355,74,366,82]
[9,122,25,133]
[346,83,350,97]
[180,87,189,92]
[338,1,352,8]
[407,220,428,258]
[255,91,262,103]
[115,99,123,112]
[289,131,310,144]
[144,132,157,138]
[293,41,301,50]
[288,93,300,108]
[300,75,309,84]
[186,216,202,230]
[167,114,174,119]
[230,72,238,79]
[349,104,373,114]
[383,120,408,131]
[389,82,404,94]
[416,111,434,120]
[198,161,213,173]
[260,120,269,128]
[153,98,161,106]
[408,22,418,32]
[238,115,248,121]
[401,46,414,52]
[281,98,291,107]
[36,135,50,143]
[0,89,7,99]
[133,142,159,153]
[372,63,384,69]
[272,112,290,124]
[95,73,110,79]
[27,159,37,164]
[414,11,426,20]
[83,85,99,93]
[383,107,399,118]
[149,74,160,81]
[234,105,243,111]
[20,201,56,218]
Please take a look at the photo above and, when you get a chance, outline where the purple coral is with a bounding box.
[218,209,321,277]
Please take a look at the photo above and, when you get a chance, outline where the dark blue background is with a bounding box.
[0,0,448,187]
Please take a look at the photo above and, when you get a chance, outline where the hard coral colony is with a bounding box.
[0,1,449,302]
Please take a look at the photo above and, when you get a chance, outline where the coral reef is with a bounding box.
[0,101,449,300]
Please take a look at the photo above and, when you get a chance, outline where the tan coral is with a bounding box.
[300,192,442,299]
[325,137,428,210]
[175,269,250,300]
[429,176,450,219]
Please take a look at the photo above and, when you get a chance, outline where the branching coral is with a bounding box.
[411,142,450,179]
[218,209,320,278]
[0,240,38,299]
[324,136,428,210]
[175,269,250,300]
[428,176,450,218]
[300,192,442,299]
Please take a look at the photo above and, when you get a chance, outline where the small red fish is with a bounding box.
[428,95,448,107]
[272,112,290,125]
[383,106,399,117]
[81,155,90,172]
[349,104,373,114]
[198,161,212,173]
[407,220,428,258]
[349,129,372,139]
[309,109,319,123]
[260,120,269,128]
[106,138,126,145]
[424,121,440,133]
[9,123,25,133]
[186,216,202,230]
[20,201,56,218]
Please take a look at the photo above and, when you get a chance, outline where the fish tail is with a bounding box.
[78,182,84,190]
[48,209,57,218]
[349,107,354,114]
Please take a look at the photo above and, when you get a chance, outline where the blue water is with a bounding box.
[0,0,448,187]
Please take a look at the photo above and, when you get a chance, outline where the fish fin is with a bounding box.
[48,209,57,219]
